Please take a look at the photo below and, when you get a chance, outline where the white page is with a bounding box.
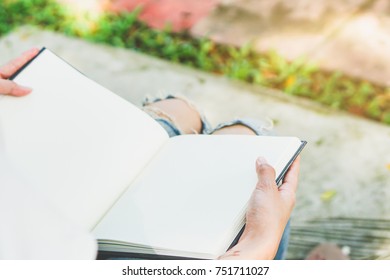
[0,121,96,259]
[0,155,97,259]
[0,49,169,230]
[94,135,302,258]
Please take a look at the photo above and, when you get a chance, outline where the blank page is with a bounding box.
[0,49,169,230]
[94,134,302,258]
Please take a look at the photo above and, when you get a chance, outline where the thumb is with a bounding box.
[255,157,277,190]
[0,80,32,96]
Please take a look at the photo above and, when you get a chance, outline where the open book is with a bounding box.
[0,48,306,259]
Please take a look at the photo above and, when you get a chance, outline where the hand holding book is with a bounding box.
[219,156,300,259]
[0,49,305,259]
[0,48,39,96]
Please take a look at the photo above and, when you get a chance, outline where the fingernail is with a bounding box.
[13,86,32,96]
[19,85,32,91]
[256,157,268,165]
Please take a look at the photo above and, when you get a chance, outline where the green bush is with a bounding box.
[1,0,389,125]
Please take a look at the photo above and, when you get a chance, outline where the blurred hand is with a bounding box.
[0,48,39,96]
[219,156,300,259]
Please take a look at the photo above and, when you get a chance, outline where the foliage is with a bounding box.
[1,0,389,125]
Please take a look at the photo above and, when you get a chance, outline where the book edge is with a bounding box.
[276,140,307,185]
[9,47,46,81]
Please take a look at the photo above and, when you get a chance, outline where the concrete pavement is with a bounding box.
[96,0,390,86]
[1,27,390,259]
[192,0,390,86]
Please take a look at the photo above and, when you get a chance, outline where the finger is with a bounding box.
[255,157,277,190]
[0,48,40,79]
[0,80,32,96]
[279,156,300,193]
